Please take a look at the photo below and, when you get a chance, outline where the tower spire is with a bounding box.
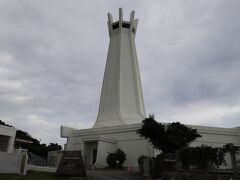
[93,9,145,128]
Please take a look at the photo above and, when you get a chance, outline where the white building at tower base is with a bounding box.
[61,123,240,168]
[60,9,240,169]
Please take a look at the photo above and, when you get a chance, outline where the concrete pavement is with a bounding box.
[87,170,146,180]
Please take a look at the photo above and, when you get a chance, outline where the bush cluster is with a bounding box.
[106,149,126,168]
[179,145,225,171]
[137,116,232,178]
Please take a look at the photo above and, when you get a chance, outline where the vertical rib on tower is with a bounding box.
[93,9,146,128]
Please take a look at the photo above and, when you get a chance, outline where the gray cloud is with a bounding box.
[0,1,240,145]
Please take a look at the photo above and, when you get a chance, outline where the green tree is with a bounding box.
[137,115,201,154]
[0,120,13,127]
[47,143,62,152]
[179,145,225,173]
[106,149,126,168]
[16,130,33,141]
[0,120,62,159]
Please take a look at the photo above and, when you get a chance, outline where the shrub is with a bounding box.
[179,145,225,172]
[106,149,126,168]
[106,153,117,168]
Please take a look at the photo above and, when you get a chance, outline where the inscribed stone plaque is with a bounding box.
[56,150,86,177]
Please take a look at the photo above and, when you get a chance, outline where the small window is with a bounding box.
[122,22,130,29]
[112,22,119,30]
[112,21,131,30]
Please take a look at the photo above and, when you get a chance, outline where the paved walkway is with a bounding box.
[87,170,146,180]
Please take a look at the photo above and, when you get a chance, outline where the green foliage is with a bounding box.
[17,140,62,159]
[223,143,240,154]
[106,149,126,168]
[47,143,62,152]
[15,131,58,159]
[106,153,117,168]
[179,145,225,171]
[1,120,62,159]
[0,120,13,127]
[137,115,201,153]
[16,130,34,141]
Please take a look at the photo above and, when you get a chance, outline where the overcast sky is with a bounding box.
[0,1,240,145]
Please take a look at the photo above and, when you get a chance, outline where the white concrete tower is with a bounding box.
[93,9,146,128]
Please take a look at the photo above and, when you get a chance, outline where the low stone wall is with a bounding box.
[0,152,28,174]
[47,150,63,167]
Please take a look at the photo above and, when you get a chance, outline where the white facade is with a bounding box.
[0,124,16,153]
[0,125,28,174]
[60,9,240,169]
[61,123,240,168]
[0,152,28,175]
[94,9,145,128]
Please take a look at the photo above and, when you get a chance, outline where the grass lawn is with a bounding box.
[0,171,88,180]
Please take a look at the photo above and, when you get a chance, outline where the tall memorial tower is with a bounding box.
[93,8,146,128]
[60,9,240,168]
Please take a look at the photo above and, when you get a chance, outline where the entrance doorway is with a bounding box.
[84,141,98,169]
[92,148,97,164]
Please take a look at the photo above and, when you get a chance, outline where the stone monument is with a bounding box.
[56,150,86,177]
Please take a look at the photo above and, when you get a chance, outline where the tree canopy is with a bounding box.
[1,119,62,159]
[179,145,225,171]
[137,115,201,153]
[0,120,13,127]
